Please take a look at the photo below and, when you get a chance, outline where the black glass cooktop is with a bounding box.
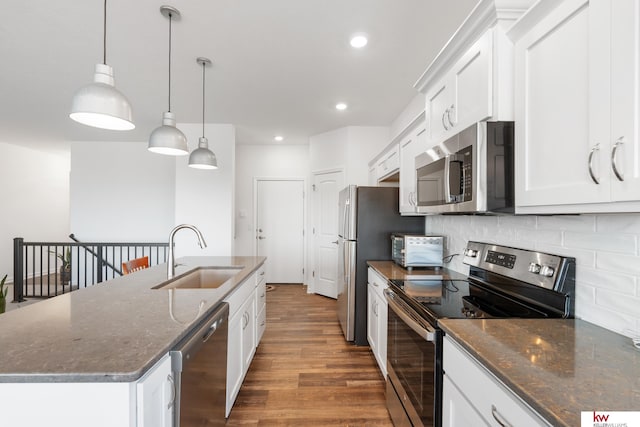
[388,278,551,325]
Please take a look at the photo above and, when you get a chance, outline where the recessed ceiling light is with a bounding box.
[335,102,348,111]
[350,34,368,49]
[274,135,284,142]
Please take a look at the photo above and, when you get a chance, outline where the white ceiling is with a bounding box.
[1,0,478,153]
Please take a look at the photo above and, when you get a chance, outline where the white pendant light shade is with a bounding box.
[148,112,188,156]
[148,5,188,156]
[188,56,218,170]
[189,137,218,169]
[69,0,134,131]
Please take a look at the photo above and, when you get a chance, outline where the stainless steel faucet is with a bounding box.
[167,224,207,279]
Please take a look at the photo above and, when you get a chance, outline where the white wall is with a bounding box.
[0,143,70,282]
[69,141,176,241]
[345,127,389,185]
[389,93,425,141]
[309,126,389,185]
[234,144,309,256]
[174,124,236,256]
[425,214,640,338]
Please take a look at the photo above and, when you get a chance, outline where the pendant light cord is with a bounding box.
[202,61,206,138]
[168,13,173,112]
[103,0,107,64]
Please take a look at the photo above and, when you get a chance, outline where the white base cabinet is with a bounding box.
[224,263,266,417]
[443,336,551,427]
[0,354,173,427]
[367,268,388,377]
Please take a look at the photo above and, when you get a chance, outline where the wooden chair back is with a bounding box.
[122,256,149,275]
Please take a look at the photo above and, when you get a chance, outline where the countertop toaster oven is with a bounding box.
[391,234,443,269]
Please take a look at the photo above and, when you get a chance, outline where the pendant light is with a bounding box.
[188,57,218,170]
[70,0,134,130]
[148,6,188,156]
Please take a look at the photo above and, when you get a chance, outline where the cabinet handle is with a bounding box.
[491,405,513,427]
[442,109,450,130]
[242,312,249,329]
[611,137,625,181]
[167,373,176,409]
[588,144,601,185]
[447,104,456,127]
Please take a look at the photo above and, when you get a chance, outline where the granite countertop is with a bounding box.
[0,256,265,383]
[439,318,640,427]
[367,260,467,281]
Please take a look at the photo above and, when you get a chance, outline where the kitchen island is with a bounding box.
[440,318,640,427]
[0,256,265,426]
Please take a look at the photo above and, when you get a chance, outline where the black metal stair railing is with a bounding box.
[12,235,169,302]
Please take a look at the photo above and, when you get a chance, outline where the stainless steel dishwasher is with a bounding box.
[171,302,229,426]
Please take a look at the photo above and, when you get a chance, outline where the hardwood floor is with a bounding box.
[226,284,393,426]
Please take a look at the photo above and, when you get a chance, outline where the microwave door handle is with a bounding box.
[444,155,452,203]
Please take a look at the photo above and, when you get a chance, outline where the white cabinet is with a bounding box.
[367,268,388,377]
[443,336,551,427]
[224,264,266,417]
[375,144,400,183]
[511,0,640,213]
[425,30,493,144]
[136,354,174,427]
[415,1,531,147]
[399,115,427,214]
[0,355,173,427]
[255,264,267,343]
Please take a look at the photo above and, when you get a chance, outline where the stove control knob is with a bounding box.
[528,262,541,274]
[465,249,478,257]
[540,265,555,277]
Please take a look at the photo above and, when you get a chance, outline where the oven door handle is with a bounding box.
[385,289,435,342]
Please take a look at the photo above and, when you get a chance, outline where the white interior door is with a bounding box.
[256,179,304,283]
[312,170,344,299]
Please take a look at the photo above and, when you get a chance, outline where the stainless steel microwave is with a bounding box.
[415,121,514,214]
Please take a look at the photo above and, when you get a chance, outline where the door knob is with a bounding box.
[331,240,338,244]
[258,236,266,240]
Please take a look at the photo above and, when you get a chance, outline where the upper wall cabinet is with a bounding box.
[399,114,427,214]
[510,0,640,213]
[414,0,533,147]
[424,31,492,143]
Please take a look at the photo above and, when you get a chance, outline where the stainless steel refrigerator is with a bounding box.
[336,185,424,345]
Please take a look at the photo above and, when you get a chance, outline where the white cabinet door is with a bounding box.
[226,307,243,417]
[426,31,493,145]
[376,144,400,182]
[241,292,257,371]
[136,354,174,427]
[515,0,604,207]
[443,337,551,427]
[367,282,378,357]
[514,0,640,212]
[610,0,640,201]
[224,269,261,417]
[367,268,388,377]
[399,122,427,214]
[442,376,489,427]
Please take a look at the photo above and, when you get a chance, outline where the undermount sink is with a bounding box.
[153,266,244,290]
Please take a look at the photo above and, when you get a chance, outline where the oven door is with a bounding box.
[385,289,441,427]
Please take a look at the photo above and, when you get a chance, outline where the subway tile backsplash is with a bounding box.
[425,214,640,338]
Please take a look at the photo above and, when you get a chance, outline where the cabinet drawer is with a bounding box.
[256,280,267,311]
[256,305,266,344]
[443,337,550,427]
[224,276,255,317]
[255,264,266,286]
[367,268,388,298]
